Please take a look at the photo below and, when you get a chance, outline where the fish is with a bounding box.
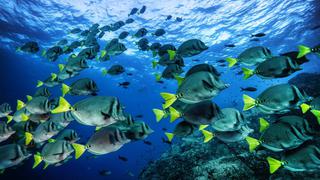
[251,33,266,37]
[226,46,272,67]
[300,97,320,123]
[37,73,60,88]
[176,17,183,22]
[128,8,138,16]
[97,31,105,39]
[158,44,176,57]
[192,59,200,62]
[240,87,257,92]
[56,129,79,143]
[224,44,236,48]
[12,108,30,123]
[139,5,146,14]
[280,51,309,65]
[61,78,99,96]
[63,41,82,54]
[125,18,134,24]
[150,43,162,54]
[0,122,15,143]
[110,21,125,31]
[102,65,125,76]
[118,155,128,162]
[34,87,51,97]
[99,25,111,32]
[134,28,148,38]
[143,140,152,145]
[70,28,82,34]
[249,38,260,42]
[124,121,154,140]
[174,39,208,58]
[137,38,149,51]
[77,47,99,60]
[156,64,184,81]
[153,29,166,37]
[153,53,185,68]
[28,113,50,123]
[119,31,129,39]
[102,40,127,56]
[135,114,143,118]
[50,111,74,128]
[0,103,12,119]
[57,39,68,46]
[242,56,302,79]
[215,125,253,143]
[166,15,172,20]
[266,142,320,174]
[43,46,63,62]
[12,121,39,136]
[173,121,196,137]
[211,108,245,132]
[119,82,130,88]
[297,44,320,58]
[17,96,55,114]
[0,144,31,171]
[17,41,39,54]
[99,169,112,176]
[243,84,311,114]
[161,137,172,145]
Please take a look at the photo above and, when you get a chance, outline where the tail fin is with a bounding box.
[152,61,158,69]
[174,75,185,86]
[245,136,260,152]
[37,80,44,88]
[160,93,178,109]
[51,73,57,81]
[102,69,108,76]
[155,73,162,81]
[32,153,43,169]
[297,45,311,58]
[243,94,256,111]
[61,84,71,97]
[202,130,214,143]
[226,57,238,67]
[242,67,254,80]
[21,113,29,122]
[100,50,107,58]
[6,115,13,124]
[152,51,157,57]
[165,132,174,142]
[167,50,176,60]
[17,100,25,111]
[300,103,311,114]
[311,110,320,124]
[26,95,32,102]
[72,143,86,159]
[152,109,166,122]
[267,156,282,174]
[51,97,72,114]
[199,125,209,131]
[259,118,269,133]
[41,50,46,57]
[169,107,180,123]
[58,64,65,72]
[25,132,33,145]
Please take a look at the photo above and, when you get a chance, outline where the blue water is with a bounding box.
[0,0,320,179]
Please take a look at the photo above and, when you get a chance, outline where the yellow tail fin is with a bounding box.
[160,92,178,109]
[32,153,43,169]
[71,54,77,58]
[26,95,32,102]
[174,75,185,86]
[199,125,209,131]
[61,84,71,97]
[6,115,13,124]
[311,110,320,124]
[202,130,214,143]
[267,156,282,174]
[242,67,254,80]
[21,113,29,121]
[300,103,311,114]
[152,51,157,57]
[152,61,158,69]
[152,109,166,122]
[100,50,107,58]
[51,73,57,81]
[167,50,176,60]
[243,94,256,111]
[51,97,73,114]
[226,57,238,67]
[169,107,181,123]
[102,69,108,76]
[245,136,260,152]
[72,143,86,159]
[41,50,46,57]
[259,118,269,133]
[58,64,65,72]
[37,80,44,88]
[43,162,50,170]
[17,100,25,111]
[297,45,311,58]
[165,132,174,142]
[155,73,162,81]
[25,132,33,145]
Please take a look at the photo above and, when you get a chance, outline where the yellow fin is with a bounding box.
[48,139,56,143]
[61,84,71,97]
[167,50,176,60]
[72,143,86,159]
[152,60,158,69]
[51,73,57,81]
[155,73,162,81]
[152,109,166,122]
[58,64,65,72]
[37,80,44,88]
[245,136,260,152]
[102,69,108,76]
[41,50,46,57]
[226,57,238,67]
[174,75,185,86]
[259,118,269,133]
[267,156,283,174]
[26,95,32,102]
[160,92,178,109]
[311,110,320,124]
[199,125,209,131]
[6,115,13,124]
[71,54,77,58]
[95,126,102,131]
[100,50,107,58]
[32,153,43,169]
[165,132,174,142]
[243,94,256,111]
[21,113,29,121]
[297,45,311,58]
[202,130,214,143]
[242,67,254,80]
[169,107,181,123]
[17,100,25,111]
[300,103,311,114]
[152,51,157,57]
[51,97,73,114]
[43,162,49,170]
[25,132,33,145]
